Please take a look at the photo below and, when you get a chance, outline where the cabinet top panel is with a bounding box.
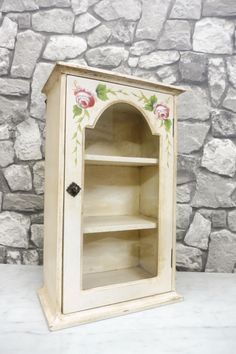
[42,62,185,96]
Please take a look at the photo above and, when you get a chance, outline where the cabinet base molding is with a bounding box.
[38,287,183,331]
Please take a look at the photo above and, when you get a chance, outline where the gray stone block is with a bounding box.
[176,203,192,230]
[170,0,201,20]
[185,212,211,250]
[176,243,202,271]
[0,78,30,96]
[110,20,136,45]
[226,56,236,89]
[32,9,74,33]
[156,64,179,85]
[222,87,236,113]
[22,250,39,265]
[178,122,209,154]
[0,125,10,140]
[129,41,156,56]
[43,35,87,61]
[136,0,171,40]
[132,69,157,82]
[87,25,111,48]
[139,51,180,69]
[177,155,200,184]
[177,86,211,121]
[212,210,227,228]
[0,48,10,76]
[0,17,17,49]
[74,13,100,33]
[0,96,28,125]
[6,13,31,29]
[212,110,236,138]
[206,230,236,272]
[198,208,213,221]
[192,170,236,208]
[33,161,44,194]
[177,183,195,203]
[30,213,44,224]
[158,20,192,50]
[14,118,42,161]
[71,0,89,14]
[30,63,54,120]
[86,46,128,68]
[1,0,39,12]
[0,141,14,167]
[4,164,32,192]
[6,250,21,264]
[208,57,227,107]
[11,30,45,78]
[228,210,236,232]
[203,0,236,17]
[31,224,44,248]
[176,229,186,241]
[94,0,141,21]
[0,211,30,248]
[179,52,207,83]
[201,138,236,177]
[128,57,139,68]
[3,194,44,212]
[193,18,234,54]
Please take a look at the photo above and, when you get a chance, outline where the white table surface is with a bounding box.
[0,264,236,354]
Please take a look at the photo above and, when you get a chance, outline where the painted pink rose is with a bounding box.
[74,88,95,109]
[154,104,169,120]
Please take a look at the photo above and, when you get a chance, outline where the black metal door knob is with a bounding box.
[66,182,81,197]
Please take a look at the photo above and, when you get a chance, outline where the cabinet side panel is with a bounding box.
[171,95,178,290]
[43,75,66,313]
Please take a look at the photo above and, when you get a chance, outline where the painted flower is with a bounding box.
[154,104,169,120]
[74,88,95,109]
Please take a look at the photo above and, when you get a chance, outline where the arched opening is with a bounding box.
[85,102,159,158]
[82,102,159,290]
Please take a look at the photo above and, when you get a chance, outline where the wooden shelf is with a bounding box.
[85,154,159,166]
[83,215,157,234]
[83,266,154,289]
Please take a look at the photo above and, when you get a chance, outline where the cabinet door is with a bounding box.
[63,75,175,314]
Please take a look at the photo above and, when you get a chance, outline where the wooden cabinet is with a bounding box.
[38,63,184,330]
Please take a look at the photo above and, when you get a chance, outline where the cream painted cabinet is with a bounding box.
[38,63,184,330]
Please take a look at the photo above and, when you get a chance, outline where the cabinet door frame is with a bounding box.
[63,75,175,314]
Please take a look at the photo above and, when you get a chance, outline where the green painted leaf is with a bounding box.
[144,95,157,111]
[144,103,154,111]
[85,110,90,117]
[149,95,157,105]
[96,84,109,101]
[72,132,77,139]
[73,105,82,117]
[164,119,172,132]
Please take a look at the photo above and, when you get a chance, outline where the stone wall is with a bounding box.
[0,0,236,272]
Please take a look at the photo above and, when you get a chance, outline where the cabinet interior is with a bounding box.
[82,103,159,289]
